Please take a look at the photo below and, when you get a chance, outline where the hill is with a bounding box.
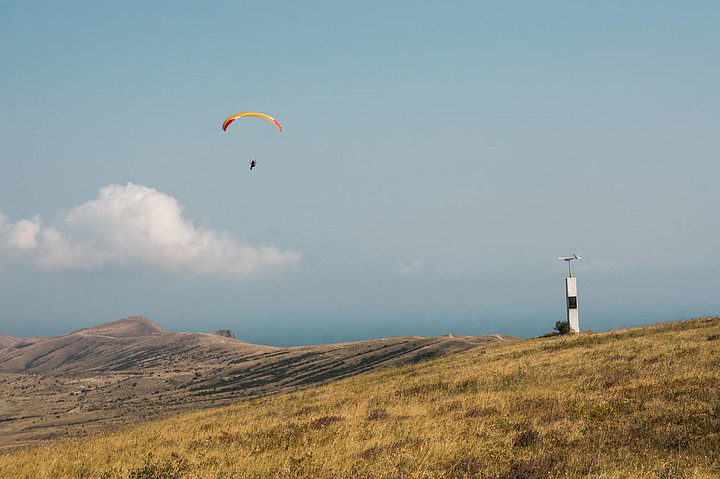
[71,315,171,338]
[0,317,515,450]
[0,316,274,374]
[1,317,718,478]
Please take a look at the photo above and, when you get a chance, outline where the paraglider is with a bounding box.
[222,112,281,173]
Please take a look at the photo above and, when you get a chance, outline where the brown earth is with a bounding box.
[0,316,517,450]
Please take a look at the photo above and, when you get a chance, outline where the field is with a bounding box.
[1,317,719,478]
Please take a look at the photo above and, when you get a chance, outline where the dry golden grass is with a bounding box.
[1,317,719,478]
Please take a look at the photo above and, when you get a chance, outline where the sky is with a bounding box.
[1,1,719,346]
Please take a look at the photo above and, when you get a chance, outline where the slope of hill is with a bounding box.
[0,335,24,350]
[0,335,42,350]
[0,317,516,450]
[1,317,717,478]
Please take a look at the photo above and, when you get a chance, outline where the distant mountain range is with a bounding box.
[0,316,273,374]
[0,316,517,449]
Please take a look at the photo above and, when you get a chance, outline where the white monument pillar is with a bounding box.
[558,254,581,333]
[565,276,579,333]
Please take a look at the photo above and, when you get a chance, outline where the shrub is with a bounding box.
[513,429,540,447]
[554,320,571,335]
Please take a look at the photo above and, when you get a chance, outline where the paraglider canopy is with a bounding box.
[222,112,282,132]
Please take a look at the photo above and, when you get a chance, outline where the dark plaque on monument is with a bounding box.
[568,296,577,309]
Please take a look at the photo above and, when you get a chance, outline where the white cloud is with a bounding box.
[399,260,424,276]
[0,183,302,280]
[5,216,41,250]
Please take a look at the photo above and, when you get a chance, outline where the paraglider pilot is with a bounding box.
[249,159,257,170]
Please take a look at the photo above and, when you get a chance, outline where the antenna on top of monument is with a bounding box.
[558,253,582,277]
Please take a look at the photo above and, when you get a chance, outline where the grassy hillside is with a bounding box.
[1,317,719,478]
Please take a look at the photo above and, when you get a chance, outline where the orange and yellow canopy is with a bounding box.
[221,112,282,132]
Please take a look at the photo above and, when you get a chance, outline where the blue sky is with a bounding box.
[1,1,719,345]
